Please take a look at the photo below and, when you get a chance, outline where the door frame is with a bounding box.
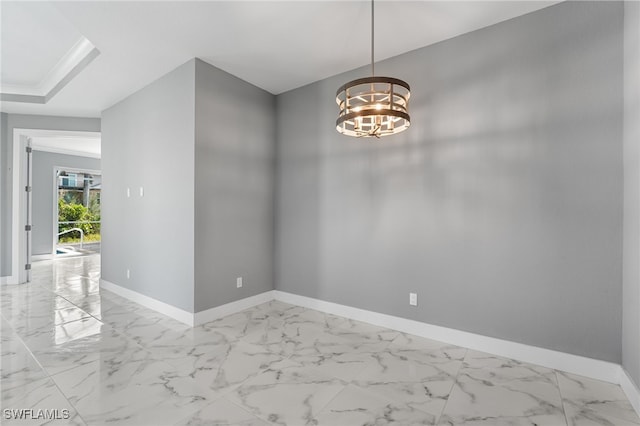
[9,128,100,284]
[52,166,102,257]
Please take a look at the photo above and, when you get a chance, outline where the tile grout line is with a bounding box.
[556,369,640,425]
[4,260,136,426]
[433,347,468,425]
[224,393,278,425]
[225,307,358,424]
[2,309,90,426]
[304,378,350,423]
[555,370,571,426]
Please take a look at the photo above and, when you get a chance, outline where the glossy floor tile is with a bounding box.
[1,254,638,425]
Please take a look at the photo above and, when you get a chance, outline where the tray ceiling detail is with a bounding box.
[0,1,99,104]
[0,1,558,117]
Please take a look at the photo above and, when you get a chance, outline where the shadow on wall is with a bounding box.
[277,1,623,363]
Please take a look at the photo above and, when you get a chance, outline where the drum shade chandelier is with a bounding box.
[335,0,411,138]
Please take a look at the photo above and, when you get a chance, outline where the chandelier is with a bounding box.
[335,0,411,138]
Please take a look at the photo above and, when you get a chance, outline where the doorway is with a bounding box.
[54,168,101,257]
[10,128,101,284]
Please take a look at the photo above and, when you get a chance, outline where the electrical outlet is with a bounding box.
[126,269,130,279]
[409,292,418,306]
[236,277,243,288]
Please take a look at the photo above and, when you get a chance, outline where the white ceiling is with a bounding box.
[0,1,560,118]
[1,2,80,87]
[1,1,99,101]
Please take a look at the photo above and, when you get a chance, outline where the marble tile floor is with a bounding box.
[1,255,638,426]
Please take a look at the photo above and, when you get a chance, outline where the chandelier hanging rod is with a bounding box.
[334,0,411,138]
[371,0,374,77]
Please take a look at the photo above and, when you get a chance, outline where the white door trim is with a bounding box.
[52,166,101,257]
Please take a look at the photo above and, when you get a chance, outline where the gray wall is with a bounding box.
[275,1,623,363]
[101,60,195,312]
[0,114,100,276]
[194,59,276,312]
[31,151,101,256]
[623,0,640,387]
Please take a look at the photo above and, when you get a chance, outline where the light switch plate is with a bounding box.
[409,292,418,306]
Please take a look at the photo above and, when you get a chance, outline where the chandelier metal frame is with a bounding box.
[335,0,411,138]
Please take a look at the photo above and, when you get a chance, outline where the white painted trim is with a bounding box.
[273,291,622,385]
[0,277,8,285]
[194,290,276,326]
[53,166,101,179]
[100,279,194,326]
[52,167,57,258]
[620,368,640,416]
[13,129,100,139]
[99,280,276,328]
[10,130,19,284]
[31,254,54,262]
[1,37,98,98]
[32,145,101,159]
[10,130,27,285]
[52,166,102,257]
[40,38,97,95]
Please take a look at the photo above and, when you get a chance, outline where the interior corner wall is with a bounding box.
[275,1,624,363]
[0,114,100,277]
[31,151,101,256]
[623,0,640,386]
[101,60,196,313]
[193,59,276,313]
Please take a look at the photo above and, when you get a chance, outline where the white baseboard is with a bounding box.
[2,275,18,285]
[88,282,640,417]
[273,290,621,385]
[99,280,276,328]
[32,254,54,262]
[620,368,640,416]
[100,279,195,326]
[194,290,275,326]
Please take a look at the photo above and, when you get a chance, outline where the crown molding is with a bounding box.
[1,37,100,104]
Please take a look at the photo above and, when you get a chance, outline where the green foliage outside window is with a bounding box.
[58,199,101,243]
